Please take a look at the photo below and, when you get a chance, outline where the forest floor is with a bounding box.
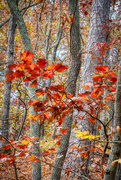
[0,155,104,180]
[0,138,105,180]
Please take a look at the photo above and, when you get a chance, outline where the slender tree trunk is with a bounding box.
[0,14,16,150]
[7,1,41,179]
[50,0,81,179]
[103,59,121,180]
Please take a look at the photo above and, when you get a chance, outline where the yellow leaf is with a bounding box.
[21,140,30,145]
[118,159,121,163]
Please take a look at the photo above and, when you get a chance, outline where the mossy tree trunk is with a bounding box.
[7,1,41,179]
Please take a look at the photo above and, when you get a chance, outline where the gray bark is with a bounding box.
[103,60,121,180]
[7,1,41,179]
[82,0,111,85]
[50,0,81,179]
[0,14,16,150]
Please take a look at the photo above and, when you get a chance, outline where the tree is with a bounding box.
[103,59,121,180]
[0,0,121,179]
[0,4,17,150]
[50,0,81,179]
[6,0,41,179]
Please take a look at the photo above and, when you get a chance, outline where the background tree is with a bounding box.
[50,0,81,179]
[0,1,17,151]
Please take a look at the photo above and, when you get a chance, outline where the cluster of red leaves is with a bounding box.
[77,65,117,122]
[3,51,118,175]
[6,50,67,87]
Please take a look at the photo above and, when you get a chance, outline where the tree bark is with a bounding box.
[0,14,16,150]
[82,0,111,85]
[76,0,111,175]
[103,60,121,180]
[50,0,81,179]
[6,1,41,179]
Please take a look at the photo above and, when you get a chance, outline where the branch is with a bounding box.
[0,2,39,28]
[0,134,17,151]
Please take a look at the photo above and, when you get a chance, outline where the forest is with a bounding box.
[0,0,121,179]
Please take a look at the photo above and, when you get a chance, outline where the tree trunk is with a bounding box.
[82,0,111,85]
[103,59,121,180]
[50,0,81,179]
[78,0,111,175]
[0,13,16,151]
[7,1,41,179]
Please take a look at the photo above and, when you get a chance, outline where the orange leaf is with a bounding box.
[30,80,38,87]
[70,14,74,23]
[29,155,36,161]
[20,50,34,62]
[70,146,78,149]
[91,88,98,97]
[30,64,37,70]
[81,85,89,89]
[97,57,103,64]
[46,64,56,71]
[60,128,67,134]
[116,126,121,133]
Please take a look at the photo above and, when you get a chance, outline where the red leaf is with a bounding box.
[14,70,25,78]
[5,72,15,81]
[0,152,7,158]
[2,145,12,150]
[0,137,5,141]
[55,140,60,145]
[50,85,64,91]
[55,63,67,72]
[84,11,88,16]
[87,117,95,123]
[96,65,108,72]
[60,128,67,134]
[30,80,38,87]
[97,125,102,130]
[43,71,54,78]
[33,159,39,163]
[36,88,45,96]
[36,59,46,69]
[93,75,102,82]
[8,64,17,70]
[19,151,26,157]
